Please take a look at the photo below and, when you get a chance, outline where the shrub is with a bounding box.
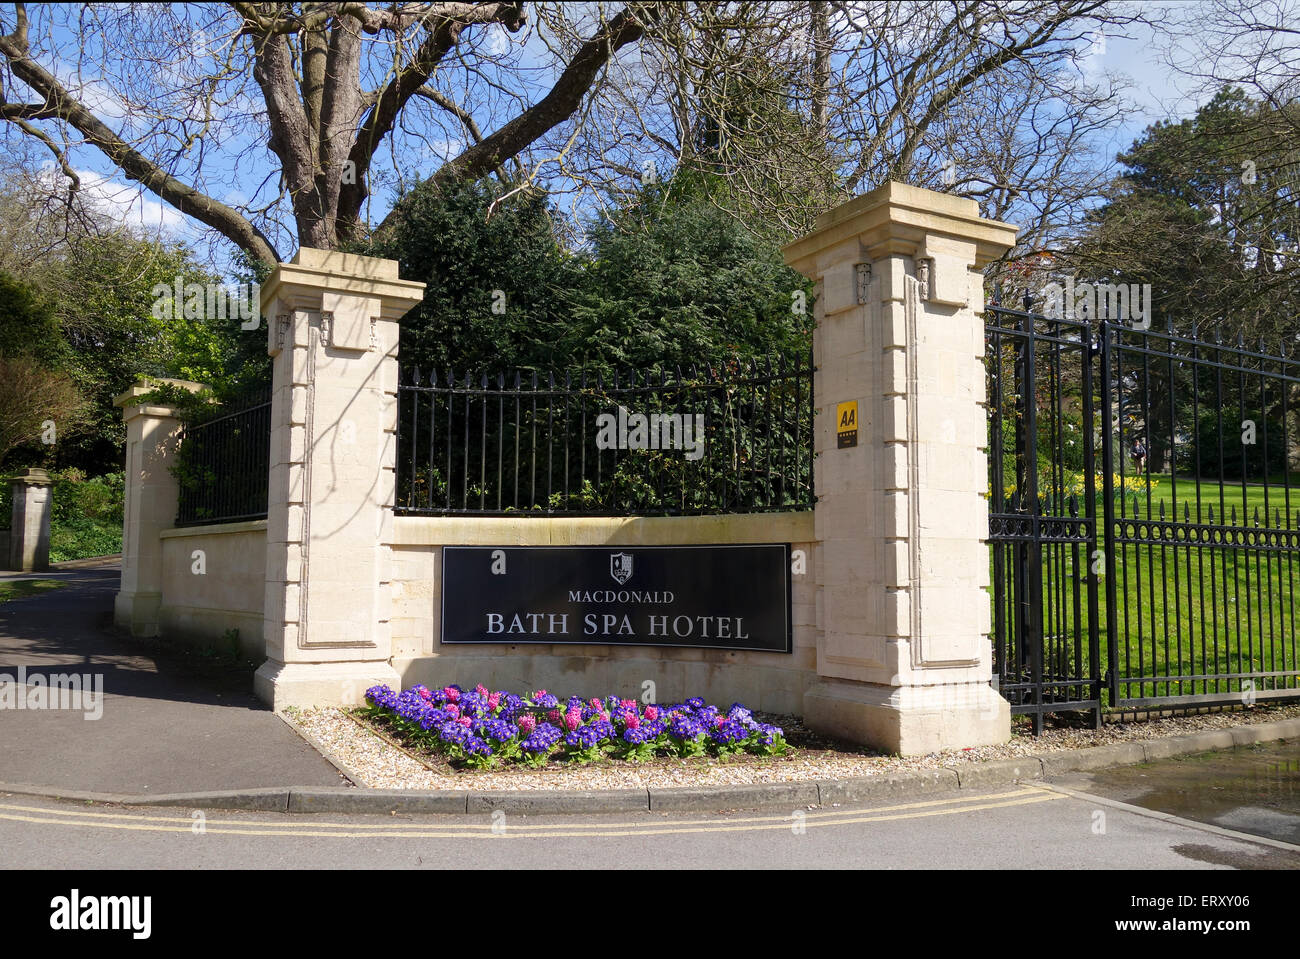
[48,470,124,562]
[1176,408,1288,480]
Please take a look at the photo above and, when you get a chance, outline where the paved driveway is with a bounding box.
[0,565,342,794]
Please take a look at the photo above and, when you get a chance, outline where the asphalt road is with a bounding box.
[1055,740,1300,847]
[1,778,1296,870]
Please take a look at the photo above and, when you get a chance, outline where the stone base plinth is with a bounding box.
[254,659,402,710]
[114,591,162,637]
[803,678,1010,757]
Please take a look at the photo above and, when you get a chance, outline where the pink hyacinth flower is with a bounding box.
[518,714,537,735]
[444,687,460,702]
[565,709,582,731]
[620,699,637,711]
[624,714,641,730]
[475,684,489,698]
[589,697,602,710]
[457,716,472,727]
[547,709,561,723]
[487,692,501,710]
[445,704,460,718]
[417,687,432,700]
[712,715,726,727]
[644,706,658,721]
[533,689,548,698]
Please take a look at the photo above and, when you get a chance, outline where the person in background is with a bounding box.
[1131,438,1148,472]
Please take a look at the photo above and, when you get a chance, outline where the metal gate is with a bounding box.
[987,305,1300,731]
[986,306,1102,732]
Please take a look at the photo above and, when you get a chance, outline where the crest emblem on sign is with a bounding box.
[609,552,633,585]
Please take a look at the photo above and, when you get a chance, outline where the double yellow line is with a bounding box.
[0,787,1065,840]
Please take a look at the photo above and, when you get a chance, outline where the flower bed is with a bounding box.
[362,684,789,769]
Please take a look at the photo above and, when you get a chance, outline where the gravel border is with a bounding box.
[276,711,367,787]
[284,702,1300,793]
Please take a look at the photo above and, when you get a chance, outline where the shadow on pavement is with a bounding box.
[0,565,343,794]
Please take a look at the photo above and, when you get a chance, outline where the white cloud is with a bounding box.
[55,165,187,234]
[482,22,512,57]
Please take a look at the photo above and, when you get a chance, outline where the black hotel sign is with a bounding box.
[440,545,791,653]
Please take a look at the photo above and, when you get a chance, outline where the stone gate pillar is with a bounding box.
[113,380,206,634]
[783,182,1018,755]
[8,468,54,572]
[254,249,425,709]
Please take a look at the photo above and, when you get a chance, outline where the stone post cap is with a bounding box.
[782,181,1018,277]
[259,247,426,320]
[112,378,208,410]
[10,467,53,486]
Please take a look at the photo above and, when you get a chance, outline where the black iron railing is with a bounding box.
[174,389,272,526]
[986,304,1300,730]
[395,353,815,516]
[1100,319,1300,711]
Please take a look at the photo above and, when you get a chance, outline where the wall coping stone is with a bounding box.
[393,511,815,547]
[159,520,269,539]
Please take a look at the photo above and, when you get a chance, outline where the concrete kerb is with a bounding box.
[2,718,1297,816]
[0,783,293,812]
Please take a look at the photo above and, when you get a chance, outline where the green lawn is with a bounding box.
[994,475,1300,707]
[1125,473,1300,524]
[0,579,65,602]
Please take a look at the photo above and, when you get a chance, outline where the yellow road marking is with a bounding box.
[0,792,1066,839]
[0,787,1043,831]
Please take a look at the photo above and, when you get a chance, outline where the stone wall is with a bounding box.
[115,183,1022,753]
[390,513,818,713]
[157,521,267,658]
